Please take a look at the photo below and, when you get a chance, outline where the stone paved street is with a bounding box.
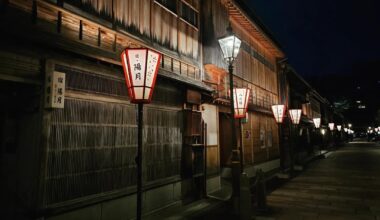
[265,141,380,220]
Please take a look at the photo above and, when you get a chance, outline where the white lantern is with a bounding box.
[337,125,342,131]
[271,105,286,124]
[289,109,302,125]
[218,30,242,62]
[233,88,250,119]
[328,123,335,131]
[344,128,348,132]
[313,118,321,128]
[121,48,161,103]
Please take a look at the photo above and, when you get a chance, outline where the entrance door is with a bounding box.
[219,112,232,168]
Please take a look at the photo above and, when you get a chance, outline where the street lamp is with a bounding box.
[289,109,302,125]
[121,48,162,220]
[218,25,242,212]
[321,129,326,135]
[348,123,352,128]
[271,105,286,124]
[272,104,286,171]
[288,109,302,172]
[313,118,321,128]
[328,123,335,131]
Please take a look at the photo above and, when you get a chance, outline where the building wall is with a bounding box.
[241,112,279,167]
[202,0,281,169]
[40,59,184,209]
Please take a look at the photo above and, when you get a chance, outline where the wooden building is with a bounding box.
[280,64,334,171]
[0,0,214,219]
[0,0,291,219]
[201,0,285,181]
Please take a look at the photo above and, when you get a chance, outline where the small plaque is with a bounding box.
[45,71,65,109]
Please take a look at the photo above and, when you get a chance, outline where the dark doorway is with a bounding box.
[0,80,41,219]
[219,112,232,168]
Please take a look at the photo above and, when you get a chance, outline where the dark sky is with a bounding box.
[248,0,380,77]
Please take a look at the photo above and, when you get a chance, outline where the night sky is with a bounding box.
[249,0,380,76]
[248,0,380,127]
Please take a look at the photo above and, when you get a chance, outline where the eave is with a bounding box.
[225,0,285,58]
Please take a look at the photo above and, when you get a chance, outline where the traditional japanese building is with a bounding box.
[0,0,297,219]
[201,0,285,181]
[0,0,213,219]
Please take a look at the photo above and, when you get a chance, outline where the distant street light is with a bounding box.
[121,48,162,220]
[328,123,335,131]
[218,24,242,212]
[348,123,352,128]
[272,105,286,124]
[313,118,321,128]
[272,104,286,171]
[289,109,302,125]
[321,129,326,135]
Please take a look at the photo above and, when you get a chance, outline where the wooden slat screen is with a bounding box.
[242,113,279,166]
[43,64,183,206]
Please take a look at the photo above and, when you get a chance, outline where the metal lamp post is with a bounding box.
[218,25,242,212]
[271,104,286,170]
[121,48,162,220]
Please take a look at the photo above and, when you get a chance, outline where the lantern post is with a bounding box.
[329,123,335,146]
[313,117,322,153]
[121,48,161,220]
[271,104,286,170]
[233,88,251,171]
[288,109,302,173]
[218,24,242,213]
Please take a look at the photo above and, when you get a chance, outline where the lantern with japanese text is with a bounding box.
[121,48,161,103]
[289,109,302,125]
[120,47,162,220]
[313,118,321,128]
[328,123,335,130]
[233,88,250,118]
[271,105,286,124]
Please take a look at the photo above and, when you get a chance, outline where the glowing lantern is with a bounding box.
[233,88,250,119]
[328,123,335,131]
[218,27,242,62]
[271,105,286,123]
[313,118,321,128]
[321,129,326,135]
[337,125,342,131]
[289,109,302,125]
[344,128,348,132]
[121,48,162,103]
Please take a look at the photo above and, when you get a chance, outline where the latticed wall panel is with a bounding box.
[43,63,183,206]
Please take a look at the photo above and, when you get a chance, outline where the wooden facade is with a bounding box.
[0,0,289,219]
[202,0,284,171]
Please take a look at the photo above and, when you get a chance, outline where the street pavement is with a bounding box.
[264,140,380,220]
